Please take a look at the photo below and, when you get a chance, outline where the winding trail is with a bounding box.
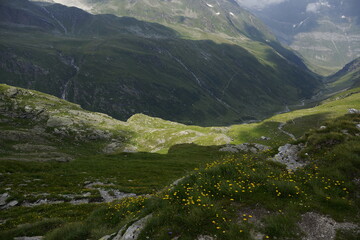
[278,122,296,140]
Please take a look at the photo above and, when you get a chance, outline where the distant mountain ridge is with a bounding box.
[0,0,320,126]
[327,57,360,91]
[246,0,360,75]
[32,0,310,69]
[33,0,274,40]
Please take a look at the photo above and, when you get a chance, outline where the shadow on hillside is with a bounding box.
[230,112,332,147]
[281,112,331,138]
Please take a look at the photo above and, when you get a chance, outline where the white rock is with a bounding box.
[260,136,271,140]
[197,235,215,240]
[219,146,239,153]
[348,108,360,114]
[14,237,43,240]
[272,144,306,170]
[0,193,9,206]
[113,214,152,240]
[299,212,359,240]
[2,200,19,209]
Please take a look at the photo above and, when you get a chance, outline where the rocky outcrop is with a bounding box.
[349,108,360,114]
[197,236,215,240]
[112,214,152,240]
[299,212,359,240]
[13,237,43,240]
[272,144,306,170]
[219,143,271,153]
[1,200,19,210]
[0,193,9,206]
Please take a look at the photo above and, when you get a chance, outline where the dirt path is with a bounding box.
[278,122,296,140]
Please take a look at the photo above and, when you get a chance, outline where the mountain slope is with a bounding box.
[0,0,320,126]
[35,0,275,41]
[247,0,360,75]
[327,57,360,90]
[43,0,310,70]
[1,83,359,239]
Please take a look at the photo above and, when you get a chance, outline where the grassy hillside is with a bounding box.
[2,113,358,239]
[0,82,359,239]
[325,57,360,93]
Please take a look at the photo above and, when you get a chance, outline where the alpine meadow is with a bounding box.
[0,0,359,240]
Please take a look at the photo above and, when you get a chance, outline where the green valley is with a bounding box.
[0,0,360,240]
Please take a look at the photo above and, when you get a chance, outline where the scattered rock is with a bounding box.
[103,141,122,154]
[84,181,115,189]
[219,143,271,154]
[171,177,185,187]
[219,146,239,153]
[70,199,90,205]
[14,237,43,240]
[356,124,360,130]
[113,214,152,240]
[341,129,349,135]
[99,189,136,203]
[299,212,359,240]
[83,192,91,197]
[348,108,360,114]
[197,235,215,240]
[5,87,21,98]
[250,231,265,240]
[1,200,19,209]
[21,199,64,207]
[0,192,9,206]
[123,145,138,153]
[272,144,306,170]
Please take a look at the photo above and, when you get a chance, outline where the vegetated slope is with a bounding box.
[0,83,231,159]
[0,84,359,238]
[82,0,274,41]
[326,57,360,92]
[5,111,358,239]
[0,0,320,126]
[44,0,309,69]
[249,0,360,75]
[110,113,359,240]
